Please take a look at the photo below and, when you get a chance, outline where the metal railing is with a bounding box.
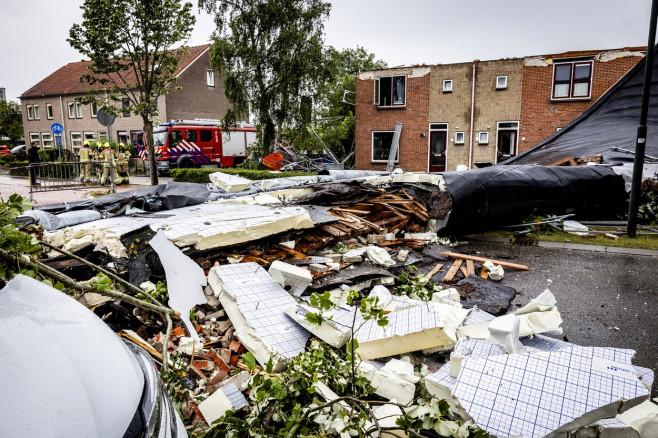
[11,161,120,199]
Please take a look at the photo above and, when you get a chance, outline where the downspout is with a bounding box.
[468,60,477,168]
[59,96,68,150]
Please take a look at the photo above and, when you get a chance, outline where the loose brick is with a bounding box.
[208,349,231,373]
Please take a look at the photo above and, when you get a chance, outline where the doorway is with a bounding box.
[428,123,447,172]
[496,121,519,163]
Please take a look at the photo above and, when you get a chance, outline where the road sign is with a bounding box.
[96,108,115,127]
[50,123,64,134]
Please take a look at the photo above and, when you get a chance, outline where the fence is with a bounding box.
[11,161,117,199]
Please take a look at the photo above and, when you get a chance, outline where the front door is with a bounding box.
[496,122,519,163]
[429,130,446,172]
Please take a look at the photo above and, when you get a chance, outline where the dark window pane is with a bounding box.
[169,130,183,146]
[200,130,213,142]
[574,64,591,80]
[372,132,395,160]
[555,64,571,82]
[186,130,198,142]
[393,76,405,104]
[430,133,446,156]
[379,77,392,106]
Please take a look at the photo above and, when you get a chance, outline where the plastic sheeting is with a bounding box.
[437,165,627,235]
[20,209,102,231]
[507,46,658,166]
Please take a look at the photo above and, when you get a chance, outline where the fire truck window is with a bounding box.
[168,130,183,146]
[186,130,198,142]
[200,130,213,142]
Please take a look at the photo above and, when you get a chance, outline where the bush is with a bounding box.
[0,154,18,165]
[8,161,29,177]
[37,148,74,162]
[170,168,316,184]
[8,161,77,179]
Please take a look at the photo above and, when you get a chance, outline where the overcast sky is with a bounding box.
[1,0,653,102]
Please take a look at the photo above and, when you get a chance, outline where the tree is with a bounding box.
[68,0,196,185]
[201,0,333,152]
[0,101,24,143]
[308,47,387,158]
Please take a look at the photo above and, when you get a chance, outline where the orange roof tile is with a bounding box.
[21,44,209,98]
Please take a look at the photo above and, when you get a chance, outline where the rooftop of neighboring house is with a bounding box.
[357,46,648,76]
[20,44,210,99]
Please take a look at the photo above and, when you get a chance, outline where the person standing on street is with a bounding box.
[117,143,130,185]
[79,141,92,183]
[100,142,120,186]
[27,141,40,186]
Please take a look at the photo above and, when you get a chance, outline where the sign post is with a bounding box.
[50,123,64,160]
[96,108,116,193]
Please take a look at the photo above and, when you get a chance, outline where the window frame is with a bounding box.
[552,60,593,100]
[454,132,465,145]
[443,80,453,93]
[207,69,215,87]
[70,132,82,150]
[91,102,98,118]
[27,105,34,121]
[373,75,407,107]
[33,105,40,120]
[68,102,75,119]
[46,103,54,120]
[478,131,489,145]
[122,98,131,117]
[75,102,83,119]
[84,131,95,142]
[29,132,40,147]
[41,132,53,147]
[496,76,508,90]
[371,130,399,163]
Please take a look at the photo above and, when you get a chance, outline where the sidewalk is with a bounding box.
[0,174,172,206]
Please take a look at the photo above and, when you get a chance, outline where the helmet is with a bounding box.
[104,142,109,148]
[119,143,125,147]
[84,141,90,147]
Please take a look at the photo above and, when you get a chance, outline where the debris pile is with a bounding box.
[10,169,658,437]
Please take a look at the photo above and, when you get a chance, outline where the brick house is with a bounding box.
[355,47,644,172]
[19,44,231,153]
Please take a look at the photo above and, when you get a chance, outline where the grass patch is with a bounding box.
[487,229,658,251]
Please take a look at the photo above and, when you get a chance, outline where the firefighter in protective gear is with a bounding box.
[79,141,92,183]
[117,143,130,184]
[101,142,120,185]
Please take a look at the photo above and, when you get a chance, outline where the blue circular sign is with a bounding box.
[50,123,64,134]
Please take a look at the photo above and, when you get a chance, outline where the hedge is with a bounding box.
[171,168,316,184]
[8,161,29,177]
[8,161,77,179]
[0,154,18,165]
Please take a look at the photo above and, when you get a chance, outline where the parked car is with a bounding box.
[10,144,26,154]
[0,145,11,155]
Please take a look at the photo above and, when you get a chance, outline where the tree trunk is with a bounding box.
[143,117,159,186]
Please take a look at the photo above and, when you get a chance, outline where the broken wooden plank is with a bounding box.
[440,251,529,271]
[466,260,475,276]
[331,207,373,215]
[548,156,578,167]
[425,262,444,279]
[442,259,463,283]
[273,244,311,260]
[320,225,347,237]
[460,266,468,277]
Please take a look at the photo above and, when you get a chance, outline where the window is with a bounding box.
[91,102,98,118]
[478,132,489,144]
[46,104,53,119]
[207,69,215,87]
[68,102,75,118]
[84,132,95,142]
[186,130,198,142]
[27,105,34,120]
[496,76,508,90]
[75,102,83,118]
[455,132,465,145]
[122,98,130,117]
[371,131,398,162]
[443,80,453,93]
[553,61,592,99]
[30,133,40,147]
[200,129,213,142]
[33,105,40,120]
[169,130,183,147]
[117,131,129,145]
[70,132,82,149]
[41,133,53,147]
[98,131,108,141]
[374,76,406,106]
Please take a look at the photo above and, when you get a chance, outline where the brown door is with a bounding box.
[429,131,446,172]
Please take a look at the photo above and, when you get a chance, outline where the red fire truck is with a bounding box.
[136,120,257,174]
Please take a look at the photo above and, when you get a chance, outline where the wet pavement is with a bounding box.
[459,239,658,396]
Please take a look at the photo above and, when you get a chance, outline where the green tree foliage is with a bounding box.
[201,0,333,151]
[68,0,196,185]
[0,101,24,142]
[308,47,387,158]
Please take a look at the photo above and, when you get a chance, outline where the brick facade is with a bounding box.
[519,50,643,152]
[355,48,643,171]
[20,45,233,152]
[355,67,430,171]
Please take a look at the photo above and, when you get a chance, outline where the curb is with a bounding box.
[464,234,658,257]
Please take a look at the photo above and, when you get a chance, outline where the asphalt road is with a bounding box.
[456,239,658,397]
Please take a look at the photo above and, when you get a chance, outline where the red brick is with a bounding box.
[208,349,231,373]
[229,340,246,355]
[229,353,239,367]
[209,369,229,385]
[191,360,215,372]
